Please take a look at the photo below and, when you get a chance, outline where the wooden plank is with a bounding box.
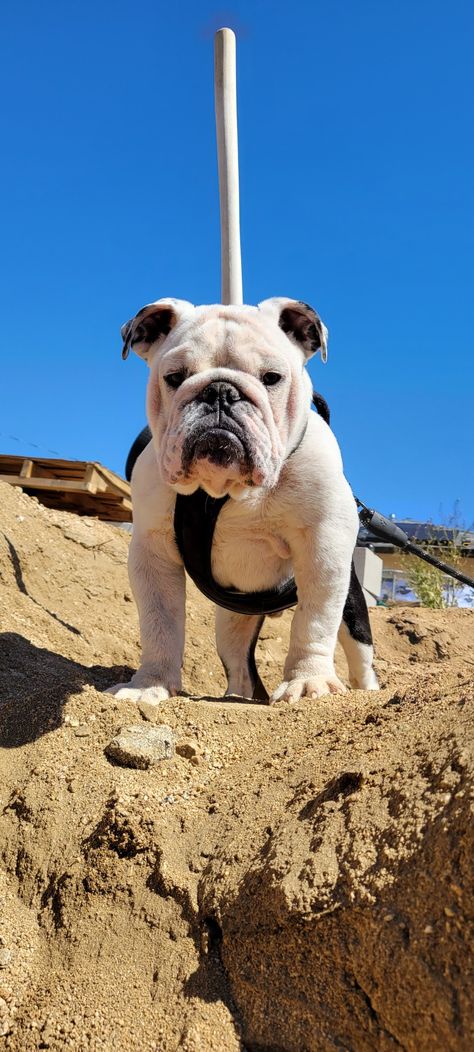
[89,490,132,504]
[0,455,89,474]
[94,465,131,496]
[82,464,108,494]
[0,475,105,494]
[20,459,34,478]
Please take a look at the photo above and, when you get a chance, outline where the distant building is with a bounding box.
[357,519,474,607]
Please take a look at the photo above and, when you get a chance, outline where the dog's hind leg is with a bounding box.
[215,608,268,701]
[338,564,379,690]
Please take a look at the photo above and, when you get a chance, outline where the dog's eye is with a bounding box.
[164,371,186,389]
[262,371,282,386]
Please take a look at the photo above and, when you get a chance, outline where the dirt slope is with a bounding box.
[0,480,472,1051]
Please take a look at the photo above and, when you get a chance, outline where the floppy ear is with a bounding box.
[121,298,194,363]
[258,297,328,363]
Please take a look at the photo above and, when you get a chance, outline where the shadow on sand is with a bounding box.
[0,632,132,748]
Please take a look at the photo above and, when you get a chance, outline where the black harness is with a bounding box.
[173,393,330,616]
[174,489,297,615]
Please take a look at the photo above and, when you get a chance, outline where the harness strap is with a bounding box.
[173,392,329,615]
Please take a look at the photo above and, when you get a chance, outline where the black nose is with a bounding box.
[198,381,241,407]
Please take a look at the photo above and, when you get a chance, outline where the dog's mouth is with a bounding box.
[182,424,251,475]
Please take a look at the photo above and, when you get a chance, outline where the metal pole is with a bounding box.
[214,28,243,305]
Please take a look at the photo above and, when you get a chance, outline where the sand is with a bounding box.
[0,479,472,1051]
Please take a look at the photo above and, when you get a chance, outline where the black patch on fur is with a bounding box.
[125,425,152,482]
[279,302,325,356]
[122,305,175,358]
[133,306,174,347]
[312,391,330,425]
[342,563,373,645]
[247,615,268,701]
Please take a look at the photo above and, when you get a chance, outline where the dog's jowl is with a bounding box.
[109,298,379,705]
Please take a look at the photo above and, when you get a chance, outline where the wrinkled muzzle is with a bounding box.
[154,369,285,493]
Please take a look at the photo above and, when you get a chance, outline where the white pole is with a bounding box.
[214,28,243,305]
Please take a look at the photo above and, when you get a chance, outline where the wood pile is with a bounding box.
[0,455,132,522]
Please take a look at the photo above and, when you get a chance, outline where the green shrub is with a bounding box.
[402,531,467,609]
[402,554,445,608]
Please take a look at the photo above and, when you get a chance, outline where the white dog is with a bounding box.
[108,297,379,705]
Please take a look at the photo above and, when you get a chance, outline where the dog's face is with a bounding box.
[121,299,327,498]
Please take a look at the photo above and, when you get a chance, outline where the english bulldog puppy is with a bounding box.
[108,298,379,705]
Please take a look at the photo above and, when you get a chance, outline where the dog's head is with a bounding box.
[121,298,327,498]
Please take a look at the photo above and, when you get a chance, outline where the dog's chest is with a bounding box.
[210,505,292,592]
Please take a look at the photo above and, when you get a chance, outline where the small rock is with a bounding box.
[105,725,176,769]
[0,949,12,968]
[138,701,162,723]
[74,726,91,738]
[63,715,80,728]
[176,740,199,761]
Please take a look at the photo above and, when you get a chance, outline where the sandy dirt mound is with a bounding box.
[0,480,472,1051]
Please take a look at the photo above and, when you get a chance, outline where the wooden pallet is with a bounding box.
[0,455,132,522]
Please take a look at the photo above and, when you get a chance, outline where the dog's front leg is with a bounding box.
[270,498,358,704]
[107,532,185,705]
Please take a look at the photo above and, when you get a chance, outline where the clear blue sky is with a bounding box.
[1,0,473,525]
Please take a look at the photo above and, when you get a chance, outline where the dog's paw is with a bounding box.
[104,664,180,705]
[104,682,170,705]
[269,673,347,705]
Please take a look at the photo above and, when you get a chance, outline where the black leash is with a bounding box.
[356,498,474,590]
